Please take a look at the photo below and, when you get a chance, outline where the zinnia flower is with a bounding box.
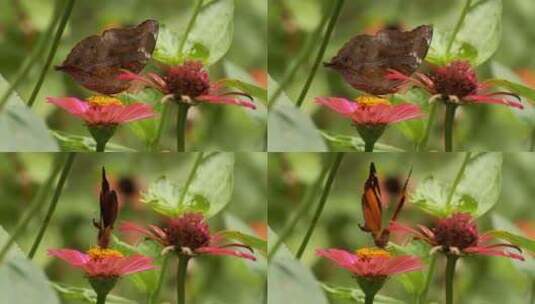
[121,212,256,261]
[390,213,524,260]
[47,95,155,125]
[118,60,256,109]
[387,60,523,109]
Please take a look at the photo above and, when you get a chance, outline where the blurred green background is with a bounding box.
[268,0,535,151]
[268,152,535,303]
[0,0,267,151]
[0,152,267,304]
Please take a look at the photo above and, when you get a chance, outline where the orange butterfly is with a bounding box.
[359,162,411,248]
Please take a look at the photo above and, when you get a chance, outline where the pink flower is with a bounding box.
[390,213,524,261]
[118,61,256,109]
[121,213,256,261]
[47,95,155,126]
[48,247,155,278]
[317,247,423,277]
[315,95,423,126]
[387,61,523,109]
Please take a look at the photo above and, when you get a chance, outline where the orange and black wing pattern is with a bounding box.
[359,163,384,241]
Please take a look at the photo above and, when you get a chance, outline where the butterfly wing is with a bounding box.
[359,163,383,239]
[325,25,433,95]
[56,19,159,95]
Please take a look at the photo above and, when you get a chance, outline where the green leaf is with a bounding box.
[427,0,502,66]
[321,131,404,152]
[52,283,138,304]
[485,78,535,102]
[120,89,165,146]
[321,284,406,304]
[218,230,267,257]
[0,226,60,304]
[52,131,135,152]
[268,229,328,304]
[487,230,535,253]
[411,153,502,218]
[0,74,59,151]
[217,78,267,105]
[189,152,235,218]
[154,0,234,66]
[268,77,327,152]
[388,241,430,296]
[392,88,430,144]
[141,176,210,217]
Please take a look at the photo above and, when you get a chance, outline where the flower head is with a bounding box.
[316,247,423,278]
[48,248,155,278]
[387,60,523,109]
[118,61,256,109]
[315,96,423,126]
[390,212,524,260]
[121,212,256,261]
[47,95,155,126]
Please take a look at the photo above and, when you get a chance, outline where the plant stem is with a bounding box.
[150,254,171,304]
[418,102,438,151]
[296,152,344,259]
[446,0,472,54]
[176,103,190,152]
[268,156,331,260]
[151,102,171,151]
[0,155,63,264]
[364,140,375,152]
[96,140,106,152]
[27,0,75,108]
[96,293,107,304]
[365,293,375,304]
[267,2,331,109]
[178,0,203,53]
[176,255,190,304]
[446,152,471,205]
[445,255,458,304]
[28,152,76,259]
[0,0,62,112]
[530,128,535,152]
[178,152,204,205]
[444,103,457,152]
[418,254,438,304]
[295,0,345,108]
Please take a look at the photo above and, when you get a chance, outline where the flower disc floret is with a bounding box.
[433,213,478,250]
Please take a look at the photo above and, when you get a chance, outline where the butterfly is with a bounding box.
[56,19,159,95]
[325,25,433,96]
[359,162,412,248]
[93,168,119,248]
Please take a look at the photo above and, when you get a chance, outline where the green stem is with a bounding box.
[96,293,107,304]
[365,293,375,304]
[446,152,471,205]
[96,140,106,152]
[0,155,63,264]
[151,102,171,151]
[295,0,345,108]
[364,140,375,152]
[0,0,62,112]
[268,156,332,260]
[446,0,472,54]
[176,256,190,304]
[178,152,204,205]
[150,254,171,304]
[176,103,190,152]
[418,254,438,304]
[296,152,344,259]
[445,255,458,304]
[530,128,535,152]
[444,103,457,152]
[267,2,331,109]
[178,0,204,53]
[28,152,76,259]
[418,102,438,151]
[27,0,75,108]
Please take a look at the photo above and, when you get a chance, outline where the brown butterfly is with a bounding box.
[56,19,159,95]
[325,25,433,96]
[359,162,411,248]
[93,168,119,249]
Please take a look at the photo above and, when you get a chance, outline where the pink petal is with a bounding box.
[47,97,90,115]
[389,221,434,244]
[464,245,525,261]
[315,97,359,117]
[316,248,360,270]
[115,255,156,275]
[197,94,256,109]
[379,255,423,275]
[195,246,256,261]
[48,249,90,267]
[465,94,524,109]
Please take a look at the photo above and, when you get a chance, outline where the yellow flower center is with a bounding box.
[355,96,391,107]
[87,247,124,260]
[87,96,123,107]
[355,247,391,260]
